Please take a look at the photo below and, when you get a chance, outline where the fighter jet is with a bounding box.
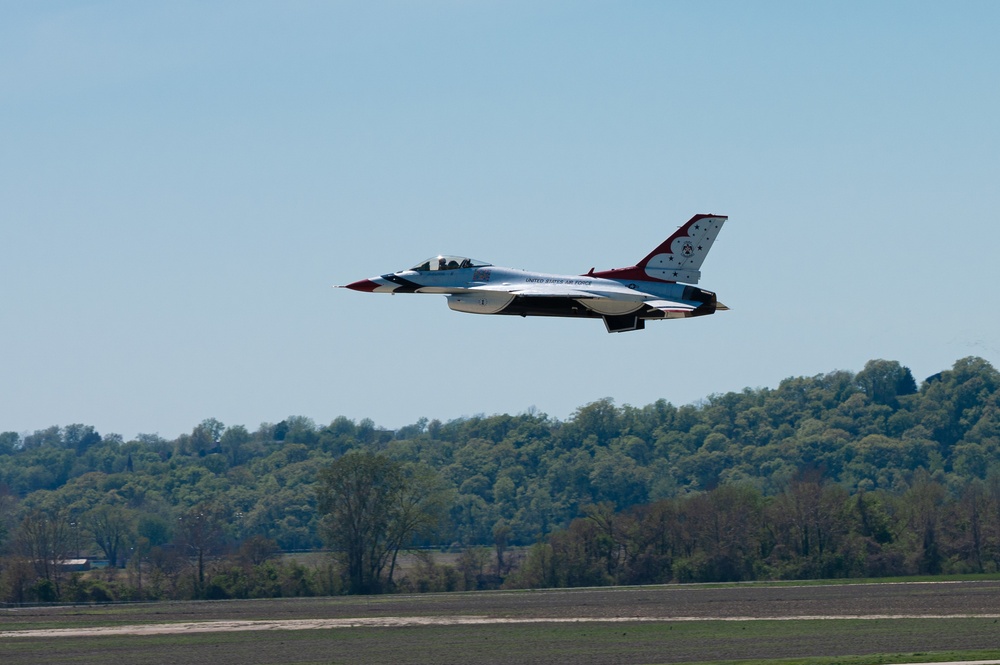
[342,214,729,333]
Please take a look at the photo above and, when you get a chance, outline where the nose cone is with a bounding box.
[343,278,381,292]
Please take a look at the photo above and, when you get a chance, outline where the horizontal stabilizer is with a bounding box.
[646,299,697,313]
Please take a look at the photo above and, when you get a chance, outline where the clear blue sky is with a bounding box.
[2,1,998,439]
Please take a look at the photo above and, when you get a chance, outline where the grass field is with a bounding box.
[3,580,1000,664]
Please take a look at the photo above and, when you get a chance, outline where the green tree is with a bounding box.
[317,452,401,594]
[316,452,449,594]
[0,484,16,550]
[176,502,227,597]
[855,359,917,407]
[219,425,252,467]
[384,464,452,585]
[0,432,20,455]
[189,418,225,456]
[15,510,72,598]
[86,504,135,568]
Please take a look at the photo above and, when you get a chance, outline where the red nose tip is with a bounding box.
[344,279,380,292]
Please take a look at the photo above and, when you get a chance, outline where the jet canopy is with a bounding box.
[409,256,492,272]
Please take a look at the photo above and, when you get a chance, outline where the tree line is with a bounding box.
[1,356,998,602]
[509,471,1000,589]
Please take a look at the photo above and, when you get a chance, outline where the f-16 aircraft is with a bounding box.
[342,214,729,333]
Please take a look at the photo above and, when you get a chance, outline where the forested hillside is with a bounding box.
[1,356,998,602]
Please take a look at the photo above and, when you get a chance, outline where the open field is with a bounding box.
[3,580,1000,664]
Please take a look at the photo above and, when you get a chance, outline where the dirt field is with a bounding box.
[3,580,1000,664]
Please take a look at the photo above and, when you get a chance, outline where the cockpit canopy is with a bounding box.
[409,256,492,272]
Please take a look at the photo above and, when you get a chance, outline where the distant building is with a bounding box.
[55,559,91,572]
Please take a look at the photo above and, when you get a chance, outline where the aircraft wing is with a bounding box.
[467,282,712,316]
[468,283,600,299]
[468,282,650,301]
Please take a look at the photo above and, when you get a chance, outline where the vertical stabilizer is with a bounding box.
[590,214,728,284]
[636,214,727,284]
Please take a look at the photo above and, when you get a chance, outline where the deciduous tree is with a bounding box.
[86,504,135,568]
[317,452,449,594]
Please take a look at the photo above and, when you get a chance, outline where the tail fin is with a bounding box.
[638,214,727,284]
[591,214,728,284]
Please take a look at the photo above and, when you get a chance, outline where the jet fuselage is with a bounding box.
[342,214,729,333]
